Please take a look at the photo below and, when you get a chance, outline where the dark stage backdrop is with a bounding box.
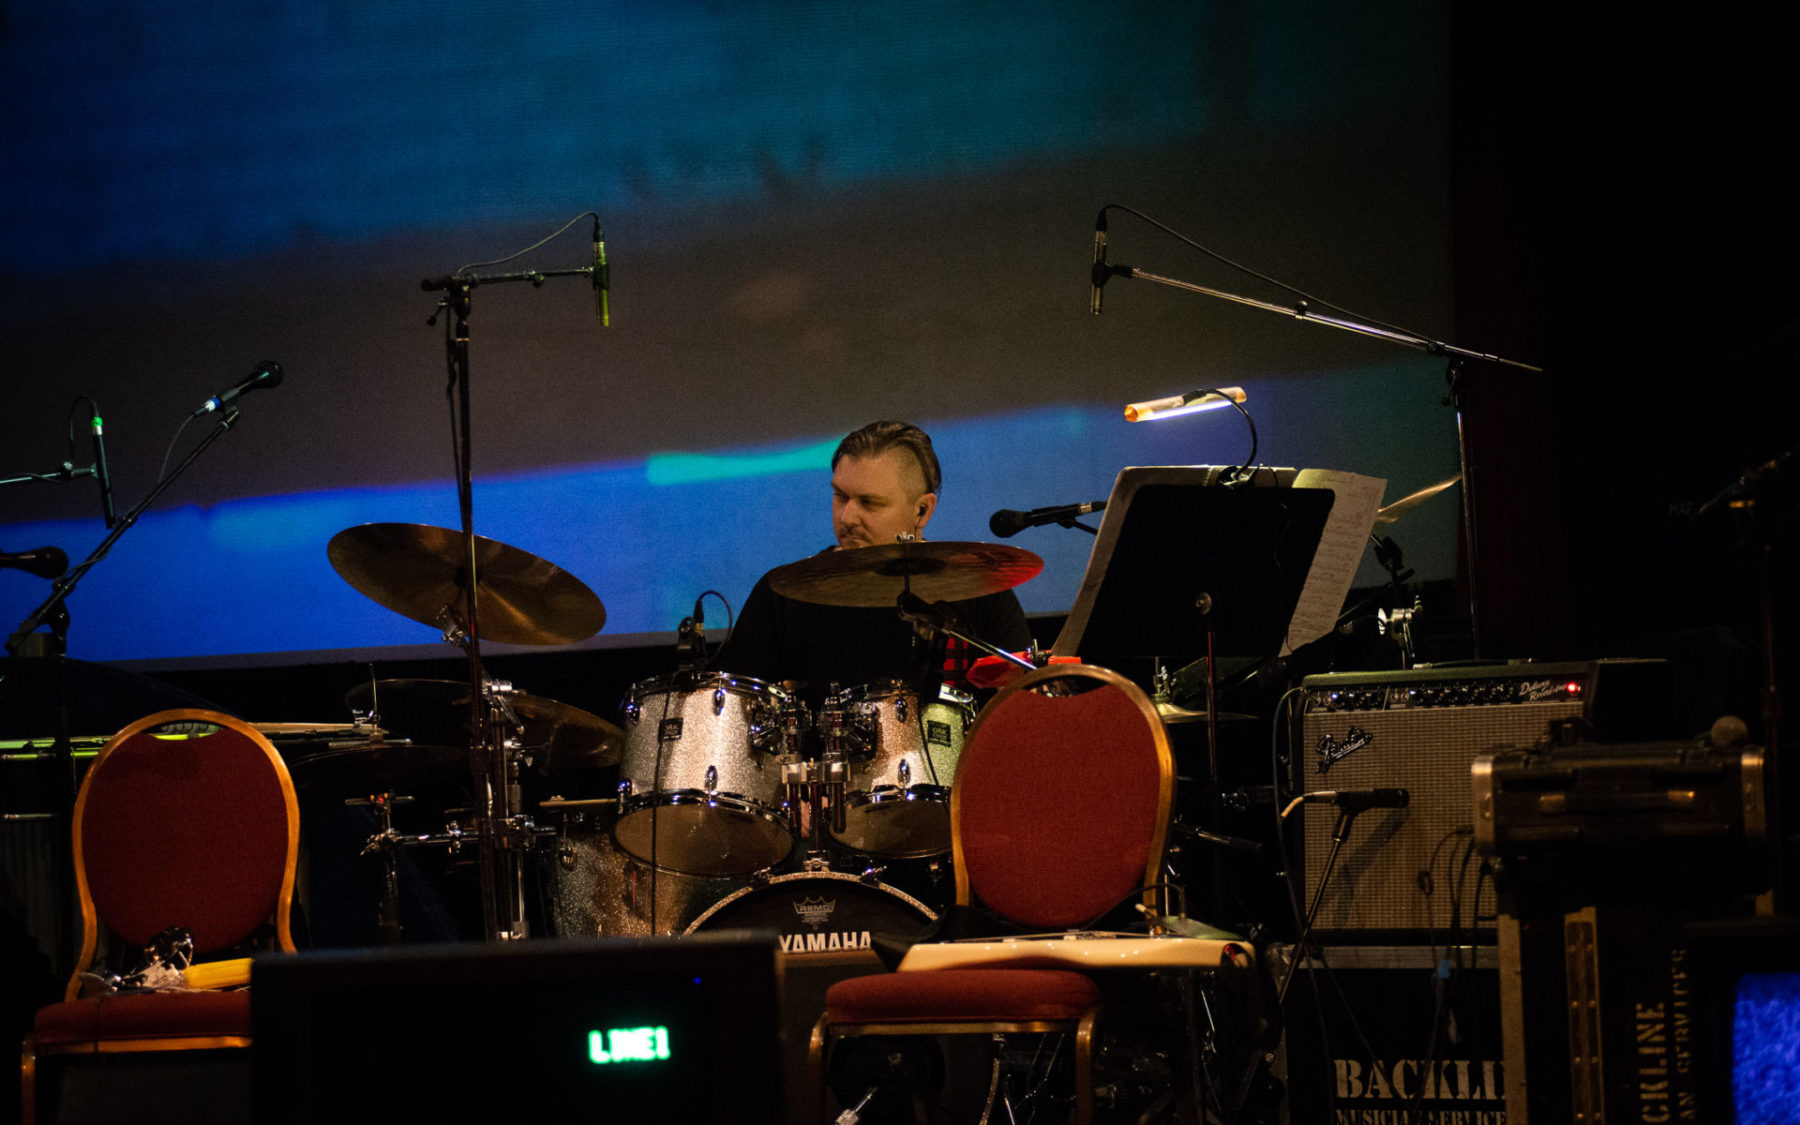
[2,1,1465,668]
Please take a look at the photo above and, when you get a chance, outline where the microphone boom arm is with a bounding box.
[7,411,244,656]
[1106,263,1542,373]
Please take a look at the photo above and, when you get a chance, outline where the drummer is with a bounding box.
[713,420,1031,707]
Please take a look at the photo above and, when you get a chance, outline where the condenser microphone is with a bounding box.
[90,409,116,529]
[1090,209,1108,315]
[1304,788,1410,812]
[592,217,610,327]
[192,361,284,417]
[989,501,1107,538]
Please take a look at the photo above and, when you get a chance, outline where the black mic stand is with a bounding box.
[7,409,243,982]
[420,243,605,944]
[1095,207,1540,657]
[9,409,243,659]
[1696,447,1793,909]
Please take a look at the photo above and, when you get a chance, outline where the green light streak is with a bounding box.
[645,439,835,486]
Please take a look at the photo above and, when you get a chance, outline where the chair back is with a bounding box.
[68,709,299,1000]
[950,665,1172,929]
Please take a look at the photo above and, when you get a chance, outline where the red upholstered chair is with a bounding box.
[19,709,300,1122]
[810,664,1175,1125]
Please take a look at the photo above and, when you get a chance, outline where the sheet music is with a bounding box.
[1282,468,1386,655]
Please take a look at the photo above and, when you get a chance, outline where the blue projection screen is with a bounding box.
[3,1,1459,666]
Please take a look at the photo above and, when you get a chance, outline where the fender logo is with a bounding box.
[1315,726,1372,773]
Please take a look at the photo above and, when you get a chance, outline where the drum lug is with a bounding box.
[704,764,718,791]
[897,758,911,786]
[617,779,634,800]
[713,687,727,714]
[894,695,908,724]
[623,697,640,725]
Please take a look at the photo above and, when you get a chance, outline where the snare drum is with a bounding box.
[616,672,794,875]
[683,870,935,955]
[821,681,973,858]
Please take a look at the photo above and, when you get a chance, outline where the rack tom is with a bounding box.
[615,672,795,875]
[820,680,973,858]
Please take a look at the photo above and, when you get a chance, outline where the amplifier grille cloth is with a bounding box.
[1301,701,1582,933]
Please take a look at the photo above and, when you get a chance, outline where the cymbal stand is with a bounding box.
[420,222,604,942]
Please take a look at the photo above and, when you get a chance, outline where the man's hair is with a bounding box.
[832,420,942,497]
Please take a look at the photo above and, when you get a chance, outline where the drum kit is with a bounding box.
[287,521,1043,948]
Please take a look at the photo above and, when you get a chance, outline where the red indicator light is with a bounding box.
[1565,681,1581,694]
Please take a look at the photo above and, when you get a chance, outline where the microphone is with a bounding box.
[192,361,284,417]
[689,594,706,666]
[896,590,963,636]
[1303,788,1410,812]
[90,409,116,529]
[1124,386,1246,423]
[592,217,610,327]
[1090,209,1108,315]
[989,501,1107,538]
[0,546,69,580]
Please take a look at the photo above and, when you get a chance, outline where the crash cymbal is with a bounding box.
[512,692,623,770]
[767,541,1043,608]
[283,739,469,792]
[344,679,621,769]
[1154,701,1257,726]
[1373,475,1461,530]
[327,523,605,646]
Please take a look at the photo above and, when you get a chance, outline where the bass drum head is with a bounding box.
[683,871,935,956]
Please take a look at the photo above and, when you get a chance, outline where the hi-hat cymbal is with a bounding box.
[284,739,469,792]
[344,679,622,769]
[766,541,1043,608]
[327,523,605,646]
[1373,475,1461,530]
[1154,701,1257,726]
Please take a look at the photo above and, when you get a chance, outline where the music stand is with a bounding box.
[1049,466,1343,925]
[1052,467,1337,663]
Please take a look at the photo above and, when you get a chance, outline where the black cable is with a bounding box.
[452,210,596,278]
[695,589,735,670]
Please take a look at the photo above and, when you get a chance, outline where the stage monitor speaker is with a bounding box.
[253,933,784,1124]
[1298,659,1668,938]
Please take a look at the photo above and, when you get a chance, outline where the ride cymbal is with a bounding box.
[767,541,1043,607]
[327,522,605,646]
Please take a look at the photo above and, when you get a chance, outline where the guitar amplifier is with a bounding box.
[1297,659,1671,938]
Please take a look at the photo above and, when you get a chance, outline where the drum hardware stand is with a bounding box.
[896,589,1034,672]
[1697,445,1793,909]
[351,792,416,946]
[420,214,607,942]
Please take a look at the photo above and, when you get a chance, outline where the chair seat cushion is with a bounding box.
[34,989,253,1047]
[825,968,1101,1025]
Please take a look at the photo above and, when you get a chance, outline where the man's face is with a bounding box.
[832,450,936,550]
